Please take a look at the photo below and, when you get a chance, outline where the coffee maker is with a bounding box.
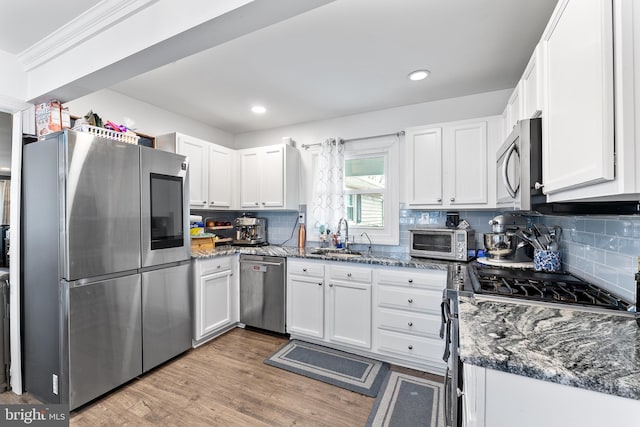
[480,213,533,266]
[232,216,267,246]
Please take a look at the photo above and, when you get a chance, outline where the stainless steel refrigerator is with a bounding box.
[23,130,192,410]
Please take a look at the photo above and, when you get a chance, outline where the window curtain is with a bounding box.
[311,138,345,236]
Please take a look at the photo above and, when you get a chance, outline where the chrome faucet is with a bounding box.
[361,232,373,257]
[337,217,349,249]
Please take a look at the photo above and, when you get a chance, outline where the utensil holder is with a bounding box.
[534,249,561,272]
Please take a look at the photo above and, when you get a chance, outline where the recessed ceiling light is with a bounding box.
[251,105,267,114]
[408,69,431,81]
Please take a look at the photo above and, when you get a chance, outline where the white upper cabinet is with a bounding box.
[522,44,543,120]
[539,0,639,202]
[504,82,524,135]
[540,0,615,195]
[156,133,236,210]
[405,127,443,205]
[405,116,500,209]
[208,144,234,209]
[238,144,299,210]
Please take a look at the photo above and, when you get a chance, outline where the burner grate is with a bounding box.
[471,265,630,311]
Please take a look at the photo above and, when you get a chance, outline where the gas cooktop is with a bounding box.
[469,263,631,312]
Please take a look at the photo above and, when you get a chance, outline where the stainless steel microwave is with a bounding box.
[409,228,475,261]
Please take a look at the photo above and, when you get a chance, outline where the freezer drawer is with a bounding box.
[240,255,286,333]
[142,263,192,372]
[66,274,142,410]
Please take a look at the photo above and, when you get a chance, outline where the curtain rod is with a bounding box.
[301,130,405,149]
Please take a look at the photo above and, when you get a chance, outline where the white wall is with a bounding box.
[64,89,234,147]
[0,51,27,109]
[234,89,512,149]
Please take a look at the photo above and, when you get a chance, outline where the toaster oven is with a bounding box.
[409,228,475,261]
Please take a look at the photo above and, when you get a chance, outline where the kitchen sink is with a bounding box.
[309,248,363,258]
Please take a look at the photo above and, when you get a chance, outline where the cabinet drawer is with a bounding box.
[199,256,233,275]
[376,329,445,365]
[377,285,441,314]
[376,308,441,339]
[288,260,324,278]
[376,268,447,290]
[329,265,371,283]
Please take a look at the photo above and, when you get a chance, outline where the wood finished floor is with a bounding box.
[0,328,443,426]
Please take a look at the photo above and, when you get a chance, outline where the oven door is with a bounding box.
[140,146,190,267]
[441,290,463,427]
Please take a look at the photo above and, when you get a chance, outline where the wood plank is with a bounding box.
[0,328,442,425]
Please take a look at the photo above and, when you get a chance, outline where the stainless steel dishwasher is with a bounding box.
[239,254,286,333]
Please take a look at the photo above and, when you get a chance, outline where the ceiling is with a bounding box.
[1,0,558,135]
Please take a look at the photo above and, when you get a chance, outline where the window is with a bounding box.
[342,137,399,245]
[344,156,385,227]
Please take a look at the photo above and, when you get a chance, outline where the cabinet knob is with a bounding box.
[408,298,413,304]
[203,201,207,204]
[534,182,544,190]
[408,321,413,327]
[318,282,323,286]
[450,197,455,202]
[408,345,414,350]
[408,279,413,284]
[302,268,307,272]
[255,202,259,206]
[217,265,221,269]
[329,283,334,287]
[347,273,352,278]
[437,198,442,202]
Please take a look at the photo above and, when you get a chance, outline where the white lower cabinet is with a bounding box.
[287,270,325,339]
[287,259,372,351]
[464,364,640,427]
[373,267,447,374]
[286,260,447,374]
[326,265,372,349]
[193,256,238,345]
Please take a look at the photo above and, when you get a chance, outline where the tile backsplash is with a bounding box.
[536,215,640,303]
[192,208,639,304]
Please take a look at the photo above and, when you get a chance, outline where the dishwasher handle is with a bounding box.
[241,260,284,267]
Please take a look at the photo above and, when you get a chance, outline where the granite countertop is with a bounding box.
[458,296,640,400]
[191,245,451,270]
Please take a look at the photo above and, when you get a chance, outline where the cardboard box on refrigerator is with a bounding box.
[35,100,62,139]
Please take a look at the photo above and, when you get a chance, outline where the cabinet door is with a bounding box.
[447,121,487,205]
[240,150,260,208]
[541,0,614,194]
[522,45,543,119]
[260,146,285,208]
[506,83,523,131]
[406,127,443,206]
[208,145,233,209]
[287,275,324,338]
[177,135,208,208]
[198,270,232,339]
[327,280,371,349]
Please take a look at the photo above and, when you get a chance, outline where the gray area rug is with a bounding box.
[264,340,390,397]
[366,371,444,427]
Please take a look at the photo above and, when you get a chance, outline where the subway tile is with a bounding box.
[583,219,605,234]
[584,246,605,263]
[605,220,635,237]
[604,251,635,270]
[594,234,619,252]
[617,238,640,255]
[593,263,622,287]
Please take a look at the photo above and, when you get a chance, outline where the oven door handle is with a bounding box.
[441,299,451,362]
[502,142,520,198]
[444,365,452,427]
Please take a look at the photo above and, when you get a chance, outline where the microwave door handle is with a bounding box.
[502,143,519,198]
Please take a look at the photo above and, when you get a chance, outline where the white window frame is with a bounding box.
[343,137,399,246]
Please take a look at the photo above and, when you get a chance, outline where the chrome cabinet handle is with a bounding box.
[408,279,413,284]
[408,298,414,304]
[255,202,259,206]
[450,197,455,202]
[408,321,413,327]
[318,282,323,286]
[302,268,307,272]
[437,198,442,202]
[347,273,352,277]
[408,345,413,350]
